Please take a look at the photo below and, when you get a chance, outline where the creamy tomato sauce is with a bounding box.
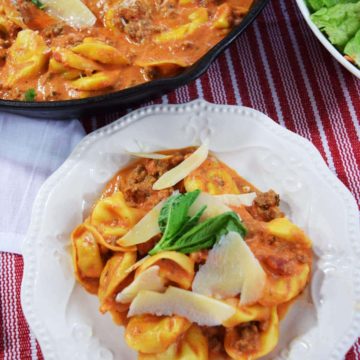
[71,147,313,359]
[0,0,254,101]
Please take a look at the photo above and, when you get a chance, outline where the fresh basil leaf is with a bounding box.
[151,211,246,255]
[176,205,207,237]
[158,192,180,234]
[173,211,246,253]
[177,237,215,255]
[151,190,201,254]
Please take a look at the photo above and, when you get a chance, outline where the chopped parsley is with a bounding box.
[31,0,45,9]
[24,89,37,102]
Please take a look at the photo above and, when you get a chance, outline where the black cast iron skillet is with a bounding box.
[0,0,269,119]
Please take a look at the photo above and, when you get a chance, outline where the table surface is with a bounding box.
[1,0,360,359]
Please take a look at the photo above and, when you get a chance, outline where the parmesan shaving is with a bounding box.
[127,151,172,160]
[117,200,165,247]
[192,231,266,306]
[152,143,209,190]
[42,0,96,28]
[188,192,239,220]
[116,266,166,303]
[128,286,236,326]
[118,191,248,248]
[213,192,257,207]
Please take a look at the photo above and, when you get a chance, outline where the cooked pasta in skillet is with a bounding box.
[71,145,313,360]
[0,0,254,101]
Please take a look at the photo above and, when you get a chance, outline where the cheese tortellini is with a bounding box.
[136,251,195,289]
[138,324,208,360]
[125,314,191,354]
[70,147,312,360]
[184,156,241,195]
[2,30,48,87]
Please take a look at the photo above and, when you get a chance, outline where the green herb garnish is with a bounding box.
[149,190,246,255]
[31,0,45,9]
[24,88,37,102]
[156,190,204,244]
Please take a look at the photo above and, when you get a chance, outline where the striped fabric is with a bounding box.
[1,0,359,359]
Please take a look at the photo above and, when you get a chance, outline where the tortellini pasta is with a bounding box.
[90,191,144,248]
[224,307,279,360]
[0,0,255,100]
[71,224,105,294]
[98,251,136,314]
[125,314,191,354]
[260,264,310,306]
[213,3,233,29]
[72,38,128,65]
[50,41,128,90]
[70,71,121,91]
[223,300,272,328]
[2,30,48,87]
[154,8,209,43]
[135,251,195,289]
[53,48,103,73]
[70,147,312,360]
[138,324,208,360]
[184,156,241,194]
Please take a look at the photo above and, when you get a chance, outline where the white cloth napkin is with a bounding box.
[0,112,85,254]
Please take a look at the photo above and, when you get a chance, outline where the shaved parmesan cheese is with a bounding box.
[117,200,165,247]
[192,231,266,306]
[188,192,238,220]
[127,151,172,160]
[152,143,209,190]
[213,193,257,207]
[128,286,235,326]
[116,266,166,303]
[118,191,250,248]
[42,0,96,28]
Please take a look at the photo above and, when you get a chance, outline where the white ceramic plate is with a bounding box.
[21,100,360,360]
[296,0,360,79]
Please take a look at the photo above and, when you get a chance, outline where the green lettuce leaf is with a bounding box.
[307,0,358,12]
[344,28,360,65]
[311,2,360,48]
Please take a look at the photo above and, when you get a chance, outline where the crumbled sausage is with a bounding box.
[203,326,227,356]
[121,152,187,207]
[246,190,284,222]
[232,322,260,353]
[254,190,280,209]
[115,0,164,43]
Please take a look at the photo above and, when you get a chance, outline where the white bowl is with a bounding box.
[296,0,360,79]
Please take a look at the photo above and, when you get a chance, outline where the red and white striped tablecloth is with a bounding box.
[1,0,359,359]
